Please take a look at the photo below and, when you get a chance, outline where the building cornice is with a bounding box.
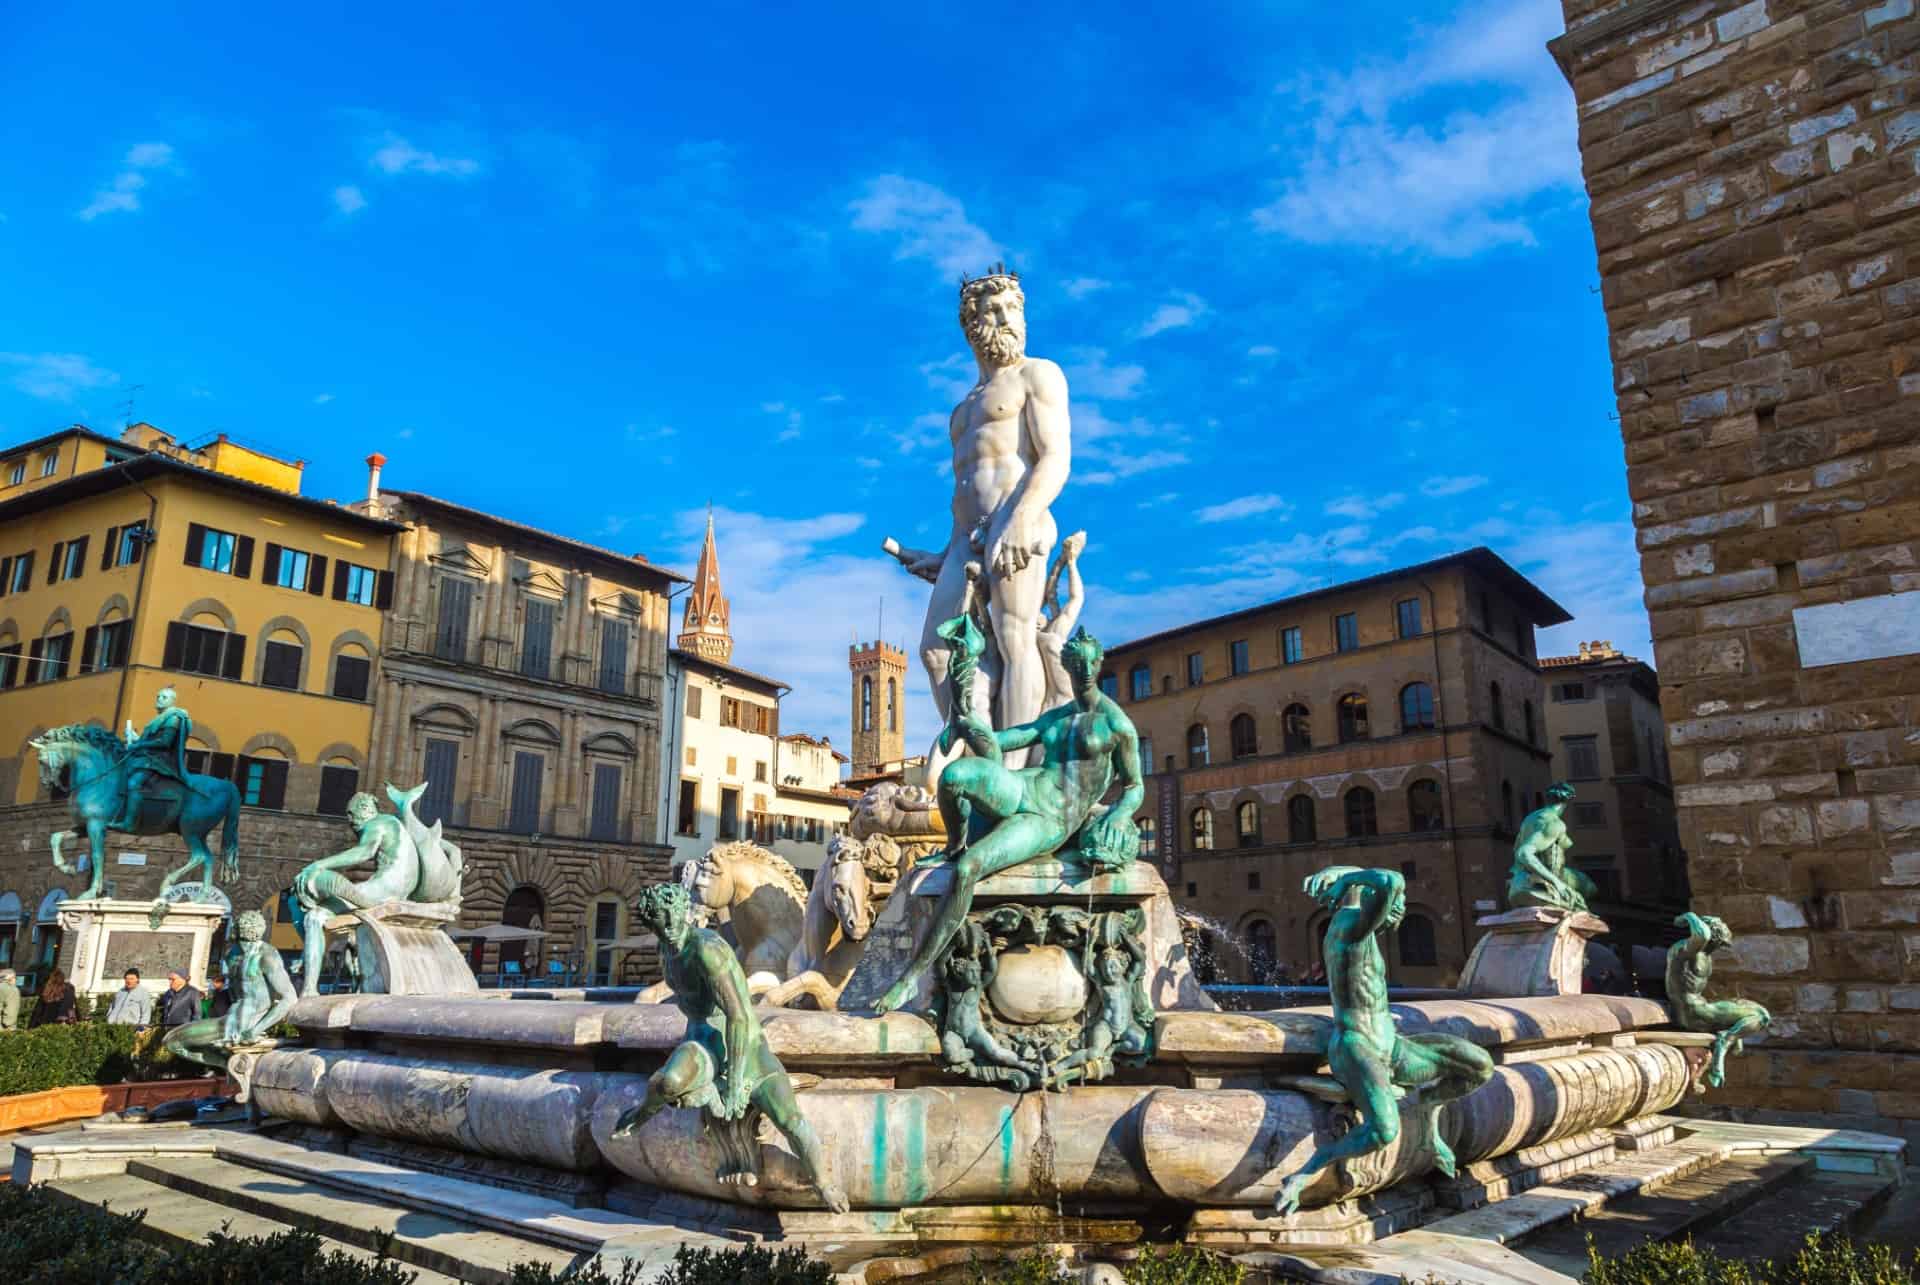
[1548,0,1703,82]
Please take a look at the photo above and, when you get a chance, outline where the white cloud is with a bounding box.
[1506,517,1652,666]
[78,142,175,221]
[1137,492,1180,509]
[1073,405,1188,485]
[1137,292,1208,338]
[1324,491,1407,520]
[1196,493,1293,524]
[894,411,949,454]
[371,134,480,177]
[1252,0,1579,256]
[760,401,788,414]
[1247,344,1278,357]
[1,352,120,401]
[919,352,974,404]
[1420,473,1489,497]
[313,393,335,405]
[849,175,1004,277]
[332,185,367,214]
[1064,347,1146,400]
[819,392,846,404]
[1062,277,1111,299]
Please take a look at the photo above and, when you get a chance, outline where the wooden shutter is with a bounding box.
[317,764,358,816]
[65,536,86,581]
[183,524,206,566]
[26,636,43,683]
[209,752,235,782]
[258,760,289,810]
[307,554,328,596]
[46,543,62,585]
[333,654,370,701]
[0,557,12,595]
[436,578,471,659]
[100,528,118,570]
[375,570,394,609]
[589,763,622,841]
[80,626,99,674]
[163,621,187,669]
[332,561,349,600]
[264,543,282,584]
[233,536,254,579]
[107,620,131,668]
[508,751,544,834]
[520,599,553,679]
[599,619,628,694]
[127,525,145,566]
[421,738,459,827]
[221,632,247,681]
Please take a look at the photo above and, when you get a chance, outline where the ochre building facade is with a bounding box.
[1102,548,1570,988]
[1555,0,1920,1142]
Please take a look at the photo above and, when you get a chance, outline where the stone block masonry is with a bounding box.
[1554,0,1920,1128]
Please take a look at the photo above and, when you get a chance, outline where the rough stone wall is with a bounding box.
[1556,0,1920,1140]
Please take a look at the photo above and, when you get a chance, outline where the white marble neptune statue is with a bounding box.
[885,267,1072,772]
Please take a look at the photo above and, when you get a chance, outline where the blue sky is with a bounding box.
[0,0,1643,747]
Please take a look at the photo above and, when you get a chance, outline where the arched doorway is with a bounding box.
[496,885,545,982]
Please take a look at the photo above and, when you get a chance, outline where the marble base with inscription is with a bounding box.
[1459,906,1609,998]
[55,897,228,998]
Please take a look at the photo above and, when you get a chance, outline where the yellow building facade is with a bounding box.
[0,425,400,813]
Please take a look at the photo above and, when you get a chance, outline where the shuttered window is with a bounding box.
[589,763,622,841]
[317,764,359,816]
[264,543,313,591]
[164,622,245,680]
[235,756,289,809]
[508,751,544,834]
[420,738,459,827]
[520,599,554,679]
[332,654,371,701]
[261,640,303,690]
[79,619,133,674]
[183,524,252,578]
[434,578,472,660]
[30,633,73,684]
[598,619,629,695]
[103,523,147,570]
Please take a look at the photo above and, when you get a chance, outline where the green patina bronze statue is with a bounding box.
[612,882,848,1213]
[1507,782,1598,913]
[1273,866,1494,1217]
[163,910,297,1073]
[875,626,1144,1015]
[1666,911,1771,1089]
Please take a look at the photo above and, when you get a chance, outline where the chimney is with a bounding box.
[365,453,387,504]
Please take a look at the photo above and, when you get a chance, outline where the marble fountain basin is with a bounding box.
[252,991,1692,1223]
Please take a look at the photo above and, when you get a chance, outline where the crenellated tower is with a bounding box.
[849,639,906,777]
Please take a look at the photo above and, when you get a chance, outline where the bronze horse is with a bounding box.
[29,724,242,904]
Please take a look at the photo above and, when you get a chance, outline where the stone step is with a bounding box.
[40,1173,465,1284]
[1688,1167,1898,1262]
[1514,1152,1809,1276]
[129,1154,588,1285]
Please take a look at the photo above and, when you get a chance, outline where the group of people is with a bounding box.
[0,964,232,1031]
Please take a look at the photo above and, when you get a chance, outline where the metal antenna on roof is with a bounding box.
[121,386,144,430]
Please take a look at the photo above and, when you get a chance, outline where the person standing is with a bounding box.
[0,969,19,1031]
[158,970,201,1030]
[28,968,77,1026]
[206,971,233,1021]
[107,968,153,1026]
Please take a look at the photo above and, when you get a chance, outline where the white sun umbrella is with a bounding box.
[448,924,550,943]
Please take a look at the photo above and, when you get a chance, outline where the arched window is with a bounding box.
[1230,713,1259,760]
[1128,664,1151,702]
[497,885,546,977]
[332,642,372,701]
[1399,682,1436,732]
[1337,693,1370,742]
[1398,912,1437,967]
[1345,786,1378,837]
[1189,807,1214,851]
[1187,723,1210,768]
[1523,699,1537,745]
[1408,780,1444,832]
[860,676,873,733]
[1283,703,1312,753]
[886,678,898,732]
[261,627,304,691]
[1246,920,1277,981]
[1288,794,1317,844]
[1236,800,1261,847]
[1489,681,1505,731]
[1501,779,1515,829]
[1136,816,1157,857]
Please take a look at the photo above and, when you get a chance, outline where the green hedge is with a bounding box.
[1581,1233,1916,1284]
[0,1021,145,1097]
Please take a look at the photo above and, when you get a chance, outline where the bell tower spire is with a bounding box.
[678,505,733,663]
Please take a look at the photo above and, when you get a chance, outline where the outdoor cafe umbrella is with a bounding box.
[447,924,550,944]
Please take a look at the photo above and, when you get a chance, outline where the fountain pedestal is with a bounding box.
[55,897,229,998]
[1458,906,1609,998]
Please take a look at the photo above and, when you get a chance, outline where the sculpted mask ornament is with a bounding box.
[611,883,847,1212]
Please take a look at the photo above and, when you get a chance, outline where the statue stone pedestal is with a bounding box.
[839,857,1212,1016]
[55,898,228,998]
[1459,907,1609,998]
[327,900,477,996]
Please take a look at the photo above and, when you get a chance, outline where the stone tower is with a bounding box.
[677,510,732,663]
[849,640,907,776]
[1554,0,1920,1134]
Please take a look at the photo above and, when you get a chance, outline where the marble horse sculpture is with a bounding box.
[291,783,465,997]
[764,833,911,1010]
[1507,782,1599,913]
[1666,911,1771,1089]
[612,882,848,1213]
[29,689,243,907]
[1273,866,1494,1217]
[875,625,1144,1014]
[679,841,808,977]
[164,909,298,1074]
